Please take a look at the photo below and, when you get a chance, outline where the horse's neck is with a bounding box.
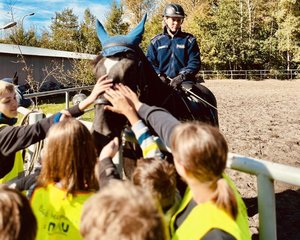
[138,51,173,106]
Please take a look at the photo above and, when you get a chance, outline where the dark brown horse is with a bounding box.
[91,15,218,177]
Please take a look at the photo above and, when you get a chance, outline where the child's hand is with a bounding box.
[114,84,142,111]
[103,88,133,115]
[99,137,119,161]
[78,75,113,111]
[89,75,113,101]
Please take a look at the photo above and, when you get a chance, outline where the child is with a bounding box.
[0,184,37,240]
[98,89,181,222]
[0,76,112,183]
[80,180,167,240]
[104,84,251,240]
[30,118,98,240]
[132,157,181,222]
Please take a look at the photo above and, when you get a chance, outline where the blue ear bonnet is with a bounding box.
[96,14,147,57]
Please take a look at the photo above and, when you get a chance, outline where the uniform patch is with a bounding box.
[176,44,185,49]
[158,45,168,50]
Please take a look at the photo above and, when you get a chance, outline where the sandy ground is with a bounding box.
[203,79,300,240]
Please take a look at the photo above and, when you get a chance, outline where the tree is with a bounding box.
[122,0,158,24]
[9,26,38,46]
[105,1,129,36]
[275,0,300,70]
[50,8,80,52]
[78,9,101,54]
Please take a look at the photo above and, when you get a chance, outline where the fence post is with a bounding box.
[27,111,44,173]
[257,174,277,240]
[65,91,69,109]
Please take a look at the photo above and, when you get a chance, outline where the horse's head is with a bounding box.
[91,14,151,152]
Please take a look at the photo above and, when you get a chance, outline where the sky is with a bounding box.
[0,0,120,35]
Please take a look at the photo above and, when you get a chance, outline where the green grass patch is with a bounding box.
[17,95,95,124]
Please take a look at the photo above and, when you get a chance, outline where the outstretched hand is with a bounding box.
[79,74,113,111]
[104,84,142,112]
[99,137,119,161]
[103,84,142,124]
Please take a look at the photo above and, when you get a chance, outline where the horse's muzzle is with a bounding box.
[94,97,110,105]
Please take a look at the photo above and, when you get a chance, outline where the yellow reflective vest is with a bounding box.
[31,184,94,240]
[0,124,24,184]
[170,174,251,240]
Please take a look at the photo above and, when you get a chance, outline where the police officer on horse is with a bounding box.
[146,3,201,91]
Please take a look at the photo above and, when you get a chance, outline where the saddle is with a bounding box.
[173,82,219,126]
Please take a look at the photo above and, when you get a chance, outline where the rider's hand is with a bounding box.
[158,73,169,84]
[170,74,184,89]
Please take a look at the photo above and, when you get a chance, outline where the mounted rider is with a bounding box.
[146,3,201,90]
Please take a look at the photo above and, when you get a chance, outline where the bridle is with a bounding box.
[101,43,150,101]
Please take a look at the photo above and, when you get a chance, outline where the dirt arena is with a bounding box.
[203,79,300,240]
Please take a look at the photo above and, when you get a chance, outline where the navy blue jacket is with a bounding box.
[146,27,201,80]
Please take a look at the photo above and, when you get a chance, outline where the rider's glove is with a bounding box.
[170,74,184,89]
[158,73,169,84]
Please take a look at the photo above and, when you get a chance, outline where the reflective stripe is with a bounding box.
[0,124,24,183]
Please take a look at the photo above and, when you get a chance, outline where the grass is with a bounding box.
[17,95,95,124]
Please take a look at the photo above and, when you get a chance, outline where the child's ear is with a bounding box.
[174,159,188,179]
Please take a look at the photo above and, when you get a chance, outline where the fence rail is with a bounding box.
[198,69,299,80]
[24,85,93,109]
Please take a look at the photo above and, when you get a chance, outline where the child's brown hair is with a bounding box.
[80,180,167,240]
[37,118,98,194]
[132,157,177,211]
[0,184,37,240]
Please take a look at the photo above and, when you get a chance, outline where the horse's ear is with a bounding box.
[127,13,147,44]
[96,19,109,44]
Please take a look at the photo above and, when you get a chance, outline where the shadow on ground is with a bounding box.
[243,189,300,240]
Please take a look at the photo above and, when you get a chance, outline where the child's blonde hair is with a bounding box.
[81,180,167,240]
[0,80,15,96]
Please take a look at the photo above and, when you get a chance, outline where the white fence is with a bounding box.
[198,69,299,80]
[22,86,300,240]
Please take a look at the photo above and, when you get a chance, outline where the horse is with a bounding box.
[91,14,218,178]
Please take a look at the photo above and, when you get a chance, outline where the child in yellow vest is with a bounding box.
[0,76,112,184]
[104,84,251,240]
[30,118,99,240]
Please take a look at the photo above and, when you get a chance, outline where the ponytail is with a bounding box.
[212,178,238,219]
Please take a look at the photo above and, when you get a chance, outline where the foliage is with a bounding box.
[78,9,101,54]
[1,1,299,75]
[49,8,80,52]
[141,3,164,51]
[8,27,39,46]
[105,1,129,36]
[275,0,300,69]
[121,0,158,24]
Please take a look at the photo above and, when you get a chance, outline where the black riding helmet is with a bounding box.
[163,3,185,18]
